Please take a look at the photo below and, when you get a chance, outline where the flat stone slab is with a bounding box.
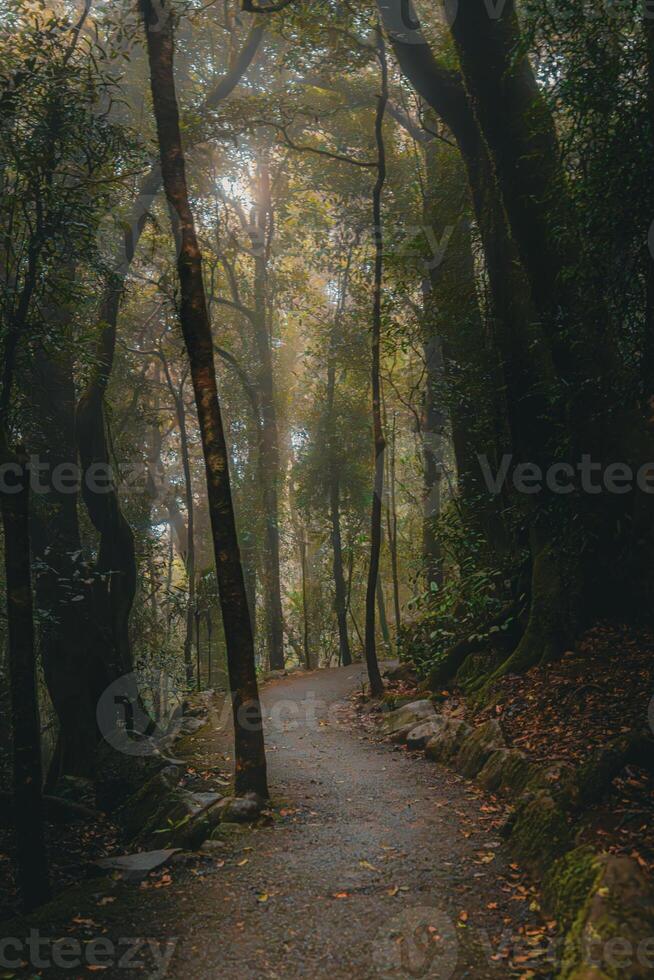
[94,849,181,880]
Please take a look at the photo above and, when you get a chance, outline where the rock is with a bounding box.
[131,787,223,850]
[508,790,573,876]
[94,848,180,881]
[264,669,288,681]
[179,716,206,736]
[381,700,436,735]
[384,663,419,685]
[389,723,420,744]
[477,748,533,796]
[209,792,265,825]
[199,839,228,855]
[424,719,472,764]
[406,719,444,750]
[115,766,181,840]
[551,852,654,979]
[543,846,601,932]
[455,720,506,779]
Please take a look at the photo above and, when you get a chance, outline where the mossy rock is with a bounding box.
[455,720,505,779]
[556,854,654,979]
[543,846,601,931]
[381,700,436,735]
[424,719,471,764]
[509,790,573,876]
[381,691,421,713]
[115,766,181,841]
[132,788,221,850]
[477,748,535,796]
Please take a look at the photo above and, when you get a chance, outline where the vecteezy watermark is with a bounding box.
[0,455,179,497]
[0,931,178,976]
[97,669,185,758]
[0,455,113,496]
[372,905,458,978]
[478,453,654,496]
[97,671,365,756]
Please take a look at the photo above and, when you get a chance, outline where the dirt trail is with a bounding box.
[7,666,550,978]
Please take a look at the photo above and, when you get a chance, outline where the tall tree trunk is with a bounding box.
[380,2,572,674]
[177,392,196,688]
[447,0,603,390]
[162,363,196,688]
[385,412,401,632]
[76,288,137,685]
[81,17,262,696]
[141,0,268,797]
[376,575,390,647]
[299,529,311,669]
[325,254,353,667]
[1,436,50,910]
[329,475,352,666]
[29,344,111,781]
[251,154,285,670]
[420,325,445,588]
[364,31,388,698]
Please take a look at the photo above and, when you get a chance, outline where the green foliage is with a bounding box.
[402,503,516,678]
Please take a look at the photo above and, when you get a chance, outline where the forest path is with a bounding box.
[136,665,545,979]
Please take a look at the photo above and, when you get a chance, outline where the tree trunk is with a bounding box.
[252,154,285,671]
[1,438,51,911]
[420,326,445,588]
[363,31,388,699]
[380,2,572,674]
[329,475,352,666]
[376,575,390,647]
[325,254,353,667]
[141,0,268,797]
[28,344,110,781]
[76,288,137,685]
[386,412,401,631]
[447,0,603,392]
[299,529,311,669]
[170,374,196,687]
